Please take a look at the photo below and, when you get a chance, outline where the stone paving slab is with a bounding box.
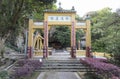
[37,72,81,79]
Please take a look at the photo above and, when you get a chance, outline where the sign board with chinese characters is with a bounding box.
[48,16,71,22]
[44,12,75,25]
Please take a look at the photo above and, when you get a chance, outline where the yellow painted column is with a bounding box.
[86,20,91,47]
[28,19,34,58]
[85,19,91,57]
[33,36,37,49]
[28,19,33,47]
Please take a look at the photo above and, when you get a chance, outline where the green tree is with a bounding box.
[50,26,84,49]
[0,0,56,50]
[101,11,120,63]
[91,7,120,62]
[52,26,71,48]
[90,7,112,52]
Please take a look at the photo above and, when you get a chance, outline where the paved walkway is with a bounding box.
[37,50,81,79]
[37,72,81,79]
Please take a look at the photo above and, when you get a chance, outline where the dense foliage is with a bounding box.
[50,26,71,48]
[49,26,84,49]
[91,8,120,51]
[90,8,120,63]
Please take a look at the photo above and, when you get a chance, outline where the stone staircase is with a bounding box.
[36,50,95,72]
[37,59,91,72]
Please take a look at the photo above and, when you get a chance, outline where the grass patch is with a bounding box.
[78,72,103,79]
[83,72,103,79]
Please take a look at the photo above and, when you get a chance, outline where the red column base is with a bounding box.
[43,46,48,58]
[71,46,76,58]
[27,47,32,58]
[86,46,92,57]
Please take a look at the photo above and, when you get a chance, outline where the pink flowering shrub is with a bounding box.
[80,58,120,78]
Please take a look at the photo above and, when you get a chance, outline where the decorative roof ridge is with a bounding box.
[44,9,76,13]
[44,2,76,13]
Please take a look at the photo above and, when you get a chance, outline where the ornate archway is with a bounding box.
[28,5,91,58]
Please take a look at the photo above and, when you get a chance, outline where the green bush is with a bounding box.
[84,72,102,79]
[0,71,9,79]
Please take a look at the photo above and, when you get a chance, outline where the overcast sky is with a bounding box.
[56,0,120,17]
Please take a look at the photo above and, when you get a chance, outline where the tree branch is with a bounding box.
[12,0,24,26]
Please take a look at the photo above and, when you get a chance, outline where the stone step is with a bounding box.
[36,69,96,72]
[43,63,81,66]
[43,59,80,61]
[42,64,83,66]
[39,59,91,72]
[43,60,80,62]
[43,62,81,65]
[41,66,88,69]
